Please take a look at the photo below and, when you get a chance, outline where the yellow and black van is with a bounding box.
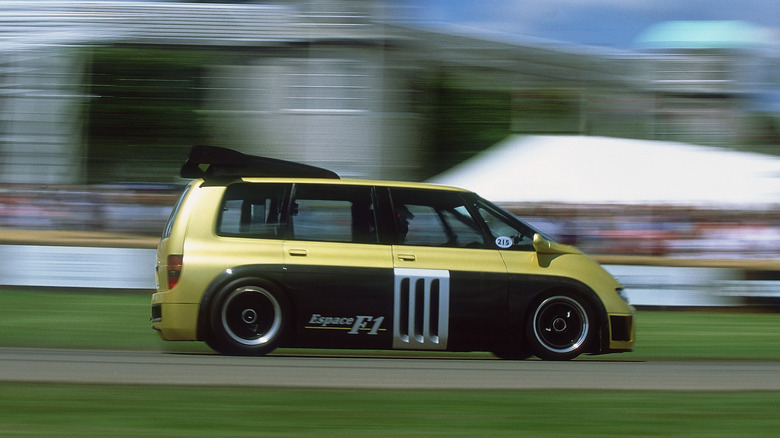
[152,146,634,360]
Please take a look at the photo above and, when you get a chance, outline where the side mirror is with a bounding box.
[533,233,578,255]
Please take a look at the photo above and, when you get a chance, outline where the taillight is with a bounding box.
[167,255,183,289]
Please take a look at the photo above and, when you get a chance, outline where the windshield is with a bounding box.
[472,197,553,251]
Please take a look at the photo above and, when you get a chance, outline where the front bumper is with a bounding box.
[605,313,635,352]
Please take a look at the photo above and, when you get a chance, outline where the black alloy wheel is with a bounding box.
[527,294,592,361]
[207,279,289,356]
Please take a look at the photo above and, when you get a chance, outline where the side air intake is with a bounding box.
[393,268,450,350]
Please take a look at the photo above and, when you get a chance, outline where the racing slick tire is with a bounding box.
[206,278,290,356]
[492,347,533,360]
[526,293,594,361]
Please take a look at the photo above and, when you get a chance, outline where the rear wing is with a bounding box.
[180,145,339,180]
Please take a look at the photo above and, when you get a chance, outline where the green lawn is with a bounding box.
[1,289,779,437]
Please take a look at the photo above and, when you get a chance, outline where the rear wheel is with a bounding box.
[206,279,289,356]
[527,293,593,361]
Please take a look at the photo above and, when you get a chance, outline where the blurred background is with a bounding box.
[0,0,778,268]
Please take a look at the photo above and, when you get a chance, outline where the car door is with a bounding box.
[469,197,560,351]
[387,188,508,352]
[282,183,395,349]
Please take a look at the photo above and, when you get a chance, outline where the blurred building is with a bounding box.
[0,0,631,184]
[635,20,780,149]
[0,1,778,186]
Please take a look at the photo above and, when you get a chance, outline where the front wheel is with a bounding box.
[206,279,289,356]
[526,294,593,361]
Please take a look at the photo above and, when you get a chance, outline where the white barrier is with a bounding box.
[606,265,742,307]
[0,245,156,290]
[1,245,778,306]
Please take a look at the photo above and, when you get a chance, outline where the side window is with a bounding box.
[289,184,377,244]
[474,199,537,251]
[389,188,484,248]
[217,183,289,238]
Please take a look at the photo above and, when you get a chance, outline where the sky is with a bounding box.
[399,0,780,49]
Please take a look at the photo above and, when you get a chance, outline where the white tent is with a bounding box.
[429,135,780,208]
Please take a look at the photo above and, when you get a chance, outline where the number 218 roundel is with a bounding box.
[151,146,634,360]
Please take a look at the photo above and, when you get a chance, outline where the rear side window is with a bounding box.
[217,183,290,238]
[289,184,378,244]
[162,184,192,239]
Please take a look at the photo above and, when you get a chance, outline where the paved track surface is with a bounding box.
[2,348,778,390]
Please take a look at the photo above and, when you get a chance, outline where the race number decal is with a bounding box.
[495,236,513,249]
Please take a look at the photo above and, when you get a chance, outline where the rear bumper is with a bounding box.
[150,299,200,341]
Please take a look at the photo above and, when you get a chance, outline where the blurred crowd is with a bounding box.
[2,186,780,260]
[0,185,180,235]
[513,204,780,260]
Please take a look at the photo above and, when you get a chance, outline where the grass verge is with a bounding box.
[2,383,780,437]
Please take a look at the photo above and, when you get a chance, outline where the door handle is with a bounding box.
[288,249,308,257]
[397,253,416,262]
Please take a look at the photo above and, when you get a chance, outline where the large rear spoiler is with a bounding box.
[180,145,339,180]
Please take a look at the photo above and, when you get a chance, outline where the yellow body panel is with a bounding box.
[284,241,393,269]
[393,246,506,273]
[151,302,199,340]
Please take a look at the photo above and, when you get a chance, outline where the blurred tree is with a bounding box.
[417,72,512,178]
[86,48,210,183]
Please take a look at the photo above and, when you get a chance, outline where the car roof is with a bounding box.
[222,177,473,193]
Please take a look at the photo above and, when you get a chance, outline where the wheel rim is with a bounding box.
[532,295,589,354]
[221,286,282,346]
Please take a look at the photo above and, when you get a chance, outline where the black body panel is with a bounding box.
[197,263,607,353]
[282,265,395,349]
[445,271,508,352]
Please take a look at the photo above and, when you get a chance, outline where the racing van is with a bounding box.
[151,146,634,360]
